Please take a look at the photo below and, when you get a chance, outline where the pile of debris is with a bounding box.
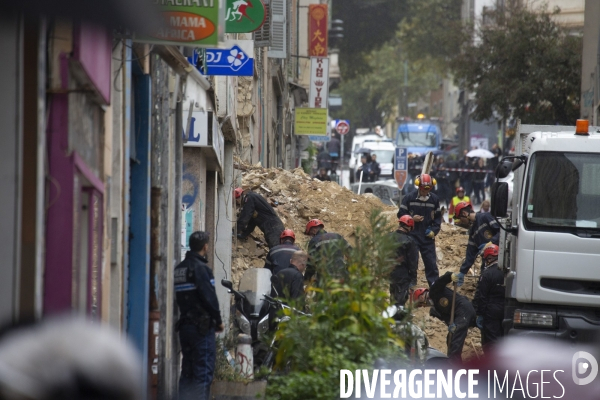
[232,161,483,360]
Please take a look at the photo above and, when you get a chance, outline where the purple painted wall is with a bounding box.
[44,93,74,313]
[73,23,111,104]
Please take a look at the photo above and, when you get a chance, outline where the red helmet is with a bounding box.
[456,186,465,194]
[280,229,296,242]
[411,288,429,304]
[234,187,244,199]
[454,201,472,219]
[305,219,324,234]
[398,215,415,229]
[415,173,436,188]
[483,244,499,259]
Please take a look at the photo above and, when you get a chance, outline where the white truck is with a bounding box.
[491,121,600,342]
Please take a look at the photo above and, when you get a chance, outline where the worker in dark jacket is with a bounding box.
[388,215,419,306]
[473,244,505,348]
[264,229,301,275]
[304,219,350,283]
[413,271,476,360]
[451,201,501,286]
[235,188,285,249]
[174,231,224,400]
[272,250,308,303]
[397,173,442,285]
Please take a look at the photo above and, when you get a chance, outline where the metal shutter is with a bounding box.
[267,0,286,58]
[254,0,271,48]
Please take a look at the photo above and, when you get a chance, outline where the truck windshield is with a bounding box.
[369,149,394,163]
[396,131,437,148]
[524,152,600,231]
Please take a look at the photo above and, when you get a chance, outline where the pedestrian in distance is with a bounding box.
[235,187,285,249]
[370,153,381,181]
[478,200,491,213]
[412,271,476,361]
[473,158,487,205]
[355,155,373,183]
[304,219,350,283]
[451,202,500,287]
[448,186,471,225]
[327,134,341,172]
[271,250,308,304]
[264,229,301,275]
[388,215,419,306]
[473,244,505,349]
[317,148,332,173]
[314,168,331,182]
[397,173,442,285]
[174,231,224,400]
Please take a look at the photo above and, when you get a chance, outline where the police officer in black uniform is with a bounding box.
[473,244,505,348]
[264,229,301,275]
[174,231,224,400]
[304,219,350,283]
[397,173,442,285]
[451,201,501,287]
[413,271,476,361]
[389,215,419,306]
[235,188,285,249]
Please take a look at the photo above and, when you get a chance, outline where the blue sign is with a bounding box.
[395,147,408,171]
[309,134,330,142]
[188,45,254,76]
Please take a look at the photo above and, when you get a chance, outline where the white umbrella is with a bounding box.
[467,148,495,158]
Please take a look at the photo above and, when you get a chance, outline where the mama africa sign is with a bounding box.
[137,0,225,47]
[225,0,267,33]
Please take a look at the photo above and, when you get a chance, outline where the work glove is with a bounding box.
[451,272,465,287]
[448,323,457,334]
[476,316,483,329]
[425,229,436,239]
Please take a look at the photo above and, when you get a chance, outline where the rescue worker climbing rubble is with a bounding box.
[304,219,350,283]
[397,173,442,285]
[473,243,505,349]
[413,271,476,361]
[451,201,500,287]
[264,229,301,275]
[235,187,285,249]
[388,215,419,306]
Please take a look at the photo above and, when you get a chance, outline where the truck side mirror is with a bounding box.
[491,182,509,217]
[496,159,513,179]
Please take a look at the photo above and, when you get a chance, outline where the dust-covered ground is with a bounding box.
[232,161,484,361]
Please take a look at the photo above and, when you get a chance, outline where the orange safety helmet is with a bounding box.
[280,229,296,242]
[234,187,244,199]
[454,201,472,219]
[411,288,429,304]
[415,173,437,188]
[456,186,465,194]
[305,219,324,234]
[398,215,415,229]
[483,244,499,259]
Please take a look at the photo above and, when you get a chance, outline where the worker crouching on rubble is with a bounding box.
[473,243,505,349]
[234,187,285,249]
[413,271,476,361]
[304,219,350,284]
[264,229,301,275]
[451,201,500,287]
[388,215,418,306]
[397,173,442,285]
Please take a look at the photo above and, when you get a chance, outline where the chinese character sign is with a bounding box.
[309,4,328,57]
[309,57,329,109]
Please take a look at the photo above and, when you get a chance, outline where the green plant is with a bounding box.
[265,211,409,400]
[301,142,319,175]
[214,332,250,383]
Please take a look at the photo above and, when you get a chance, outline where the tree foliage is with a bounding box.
[450,7,582,124]
[265,212,407,400]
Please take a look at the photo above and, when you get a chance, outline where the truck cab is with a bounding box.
[396,122,442,156]
[492,121,600,344]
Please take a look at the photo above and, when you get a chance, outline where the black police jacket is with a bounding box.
[174,251,222,327]
[473,262,505,320]
[306,229,350,281]
[397,190,442,242]
[264,243,301,275]
[237,191,283,235]
[460,212,500,274]
[388,229,418,283]
[272,264,305,301]
[429,271,475,328]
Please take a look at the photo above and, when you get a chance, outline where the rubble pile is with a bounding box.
[232,161,483,360]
